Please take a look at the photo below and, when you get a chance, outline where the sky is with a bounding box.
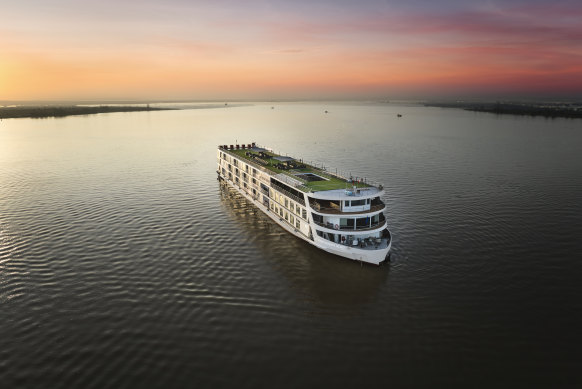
[1,0,581,101]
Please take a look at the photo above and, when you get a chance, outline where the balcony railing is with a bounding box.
[313,219,386,232]
[309,200,385,214]
[270,182,306,206]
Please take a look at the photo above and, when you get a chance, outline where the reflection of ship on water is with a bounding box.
[217,143,392,265]
[219,182,389,307]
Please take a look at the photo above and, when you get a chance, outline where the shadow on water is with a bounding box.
[217,181,389,309]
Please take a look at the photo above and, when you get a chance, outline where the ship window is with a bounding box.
[316,229,323,237]
[279,207,284,217]
[290,215,294,224]
[285,198,288,207]
[356,217,369,228]
[344,200,350,207]
[351,199,365,206]
[296,220,301,229]
[366,199,371,204]
[271,203,274,210]
[302,209,307,219]
[252,178,256,184]
[285,211,288,221]
[243,183,247,188]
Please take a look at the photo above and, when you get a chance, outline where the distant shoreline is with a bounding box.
[0,105,177,119]
[425,102,582,119]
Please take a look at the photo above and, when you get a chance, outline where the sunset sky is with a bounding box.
[1,0,581,101]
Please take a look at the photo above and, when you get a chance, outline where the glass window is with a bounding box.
[296,220,301,229]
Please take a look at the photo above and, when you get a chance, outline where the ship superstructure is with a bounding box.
[217,143,392,265]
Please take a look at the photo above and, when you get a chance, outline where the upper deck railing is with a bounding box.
[310,201,386,215]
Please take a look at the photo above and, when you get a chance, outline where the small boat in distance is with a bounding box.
[397,113,402,117]
[217,143,392,265]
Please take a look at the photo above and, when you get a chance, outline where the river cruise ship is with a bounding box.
[217,143,392,265]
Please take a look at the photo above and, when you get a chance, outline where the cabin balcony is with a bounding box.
[309,197,385,215]
[312,213,386,232]
[315,228,391,250]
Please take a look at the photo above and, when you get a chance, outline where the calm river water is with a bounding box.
[1,102,581,388]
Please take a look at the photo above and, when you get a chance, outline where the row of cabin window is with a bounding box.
[345,199,370,207]
[231,157,257,175]
[224,160,264,195]
[270,202,301,230]
[222,154,257,178]
[270,188,307,219]
[225,156,304,220]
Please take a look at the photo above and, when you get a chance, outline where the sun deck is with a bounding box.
[220,145,374,193]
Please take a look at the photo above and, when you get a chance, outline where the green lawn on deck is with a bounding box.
[227,148,370,192]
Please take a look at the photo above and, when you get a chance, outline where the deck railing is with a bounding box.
[310,201,386,215]
[270,184,306,206]
[312,219,387,232]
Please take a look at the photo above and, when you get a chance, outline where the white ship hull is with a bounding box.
[218,168,391,266]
